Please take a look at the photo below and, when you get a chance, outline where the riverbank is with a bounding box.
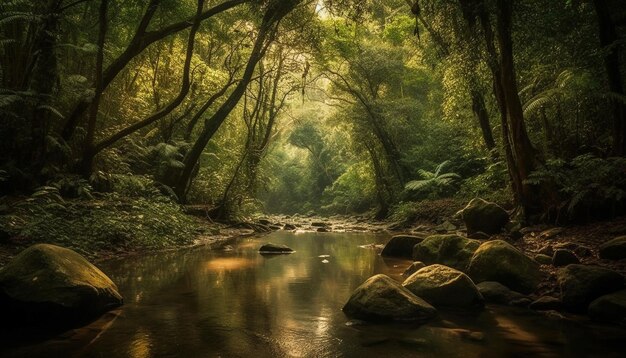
[0,195,261,267]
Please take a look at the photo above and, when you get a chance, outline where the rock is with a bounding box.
[476,281,526,305]
[381,235,425,259]
[467,240,542,294]
[554,242,592,258]
[599,236,626,260]
[402,261,427,277]
[534,254,553,265]
[589,289,626,324]
[316,227,329,232]
[0,244,123,327]
[460,198,509,235]
[552,249,580,267]
[283,223,296,230]
[537,245,554,256]
[412,234,480,271]
[468,231,491,240]
[402,264,484,309]
[434,220,457,233]
[530,296,562,311]
[342,274,437,322]
[258,219,272,225]
[557,264,624,312]
[259,243,294,254]
[311,222,329,227]
[510,297,532,307]
[538,227,564,240]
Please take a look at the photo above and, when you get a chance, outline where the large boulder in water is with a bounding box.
[599,236,626,260]
[467,240,542,294]
[402,264,484,309]
[381,235,425,259]
[343,274,437,322]
[557,264,624,312]
[0,244,123,328]
[412,235,480,271]
[460,198,509,235]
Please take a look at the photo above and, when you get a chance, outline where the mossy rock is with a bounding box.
[403,264,484,309]
[467,240,542,294]
[343,274,437,322]
[412,234,480,271]
[557,264,624,312]
[461,198,509,235]
[0,244,123,328]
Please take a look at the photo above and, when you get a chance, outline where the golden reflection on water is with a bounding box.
[129,329,152,358]
[204,257,257,272]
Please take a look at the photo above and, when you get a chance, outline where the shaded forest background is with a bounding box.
[1,0,625,231]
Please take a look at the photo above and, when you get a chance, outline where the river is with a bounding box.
[3,231,626,357]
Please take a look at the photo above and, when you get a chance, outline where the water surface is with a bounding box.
[4,231,626,357]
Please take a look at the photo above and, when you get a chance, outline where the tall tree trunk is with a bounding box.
[60,0,249,141]
[470,88,497,154]
[593,0,625,156]
[495,0,541,215]
[172,0,302,201]
[79,0,205,176]
[80,0,108,176]
[27,0,61,177]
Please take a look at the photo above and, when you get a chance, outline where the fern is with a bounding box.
[405,160,461,199]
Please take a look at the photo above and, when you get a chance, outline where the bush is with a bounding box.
[526,154,626,222]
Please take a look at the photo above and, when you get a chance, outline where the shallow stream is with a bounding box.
[3,231,626,357]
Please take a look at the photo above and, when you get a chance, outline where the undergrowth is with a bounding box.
[0,192,204,257]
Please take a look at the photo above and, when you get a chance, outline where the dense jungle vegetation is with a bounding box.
[1,0,625,250]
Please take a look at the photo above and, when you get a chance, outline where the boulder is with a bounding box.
[283,223,296,231]
[381,235,425,259]
[259,243,294,254]
[476,281,527,305]
[316,227,329,233]
[534,254,553,265]
[402,264,484,309]
[589,289,626,324]
[412,235,480,271]
[311,222,329,227]
[529,296,562,311]
[0,244,123,327]
[342,274,437,322]
[460,198,509,235]
[599,236,626,260]
[557,264,624,312]
[467,240,542,294]
[552,249,579,267]
[402,261,427,277]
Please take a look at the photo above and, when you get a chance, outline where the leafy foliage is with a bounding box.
[526,154,626,221]
[404,161,461,199]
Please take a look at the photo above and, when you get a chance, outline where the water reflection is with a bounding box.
[3,231,626,357]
